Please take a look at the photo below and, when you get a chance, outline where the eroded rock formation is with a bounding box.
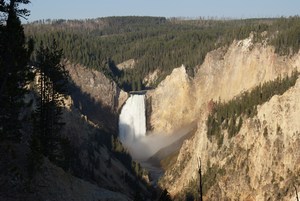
[153,36,300,200]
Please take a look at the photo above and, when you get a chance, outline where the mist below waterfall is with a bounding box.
[119,93,195,161]
[125,126,195,161]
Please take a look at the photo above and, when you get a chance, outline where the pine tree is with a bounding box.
[0,0,33,142]
[158,189,172,201]
[29,39,70,172]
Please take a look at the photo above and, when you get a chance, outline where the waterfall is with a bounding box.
[118,92,195,161]
[119,94,146,144]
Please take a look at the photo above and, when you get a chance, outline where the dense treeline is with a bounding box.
[207,70,299,147]
[25,16,300,91]
[25,16,283,91]
[271,17,300,55]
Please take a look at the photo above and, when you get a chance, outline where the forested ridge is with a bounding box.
[24,16,300,91]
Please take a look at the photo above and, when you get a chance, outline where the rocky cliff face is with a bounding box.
[193,36,300,110]
[66,61,128,110]
[152,36,300,200]
[65,61,128,131]
[61,103,150,198]
[148,36,300,134]
[61,62,149,198]
[161,77,300,200]
[146,65,195,134]
[0,62,142,201]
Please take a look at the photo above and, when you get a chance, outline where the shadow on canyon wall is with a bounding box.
[68,80,118,134]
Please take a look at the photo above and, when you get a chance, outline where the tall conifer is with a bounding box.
[0,0,33,142]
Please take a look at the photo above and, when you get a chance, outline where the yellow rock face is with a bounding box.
[153,36,300,200]
[147,65,196,134]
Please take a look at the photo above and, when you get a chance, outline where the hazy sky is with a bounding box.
[25,0,300,22]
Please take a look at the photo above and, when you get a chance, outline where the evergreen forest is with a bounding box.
[24,16,300,91]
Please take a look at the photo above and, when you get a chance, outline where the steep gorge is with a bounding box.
[59,62,150,200]
[151,36,300,200]
[25,35,300,201]
[148,35,300,134]
[10,14,300,201]
[62,35,300,200]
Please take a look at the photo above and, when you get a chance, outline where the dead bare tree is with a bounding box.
[294,184,299,201]
[198,157,203,201]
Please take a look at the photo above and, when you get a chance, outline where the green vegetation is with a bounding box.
[0,0,33,142]
[175,163,225,200]
[24,16,300,91]
[202,164,226,196]
[24,17,279,91]
[28,39,71,176]
[111,135,148,179]
[271,17,300,55]
[177,179,198,201]
[0,0,35,183]
[207,70,299,146]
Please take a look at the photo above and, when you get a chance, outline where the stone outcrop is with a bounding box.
[65,61,128,131]
[1,62,140,201]
[117,59,137,70]
[65,61,127,111]
[61,63,146,198]
[193,37,300,111]
[148,36,300,135]
[155,36,300,200]
[162,77,300,200]
[146,65,195,134]
[144,69,160,87]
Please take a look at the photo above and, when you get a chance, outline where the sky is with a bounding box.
[24,0,300,22]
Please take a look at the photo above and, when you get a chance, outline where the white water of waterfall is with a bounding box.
[119,93,195,161]
[119,94,146,144]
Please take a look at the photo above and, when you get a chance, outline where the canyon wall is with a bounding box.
[146,65,195,134]
[152,36,300,200]
[65,61,128,111]
[161,77,300,200]
[193,36,300,110]
[65,61,128,131]
[148,35,300,135]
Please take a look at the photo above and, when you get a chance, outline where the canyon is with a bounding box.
[63,34,300,200]
[149,35,300,200]
[3,9,300,201]
[62,34,300,200]
[6,34,299,201]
